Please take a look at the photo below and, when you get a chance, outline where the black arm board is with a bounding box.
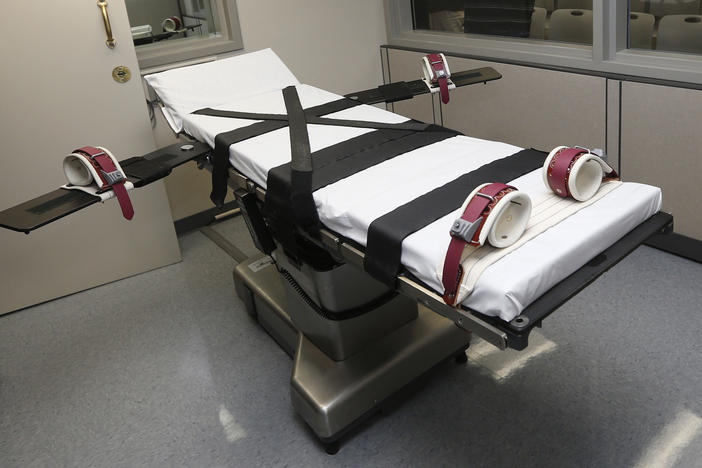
[0,141,211,233]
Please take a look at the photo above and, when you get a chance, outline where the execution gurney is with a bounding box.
[0,49,672,453]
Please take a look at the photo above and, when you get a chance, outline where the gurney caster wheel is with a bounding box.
[323,440,340,455]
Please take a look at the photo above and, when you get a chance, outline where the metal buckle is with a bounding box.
[101,169,125,186]
[574,145,606,160]
[450,217,483,244]
[591,148,606,159]
[476,192,495,202]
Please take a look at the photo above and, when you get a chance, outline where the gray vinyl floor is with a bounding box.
[2,216,702,468]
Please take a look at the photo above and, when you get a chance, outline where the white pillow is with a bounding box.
[143,48,300,133]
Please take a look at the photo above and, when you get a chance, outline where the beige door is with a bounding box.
[0,2,181,314]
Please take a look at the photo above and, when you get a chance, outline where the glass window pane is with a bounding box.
[411,0,594,46]
[126,0,222,47]
[629,1,702,54]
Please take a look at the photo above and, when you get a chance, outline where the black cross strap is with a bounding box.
[196,67,504,206]
[206,96,364,207]
[193,108,433,132]
[199,94,443,207]
[364,148,548,286]
[282,86,316,230]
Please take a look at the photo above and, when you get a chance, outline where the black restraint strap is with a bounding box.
[364,148,547,285]
[266,128,460,214]
[266,130,411,210]
[194,107,432,132]
[283,86,317,231]
[309,129,458,191]
[193,108,290,121]
[266,88,456,237]
[306,129,415,172]
[211,121,285,207]
[207,96,363,207]
[263,88,319,262]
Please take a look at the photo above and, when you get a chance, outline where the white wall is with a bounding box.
[153,0,389,219]
[236,0,387,94]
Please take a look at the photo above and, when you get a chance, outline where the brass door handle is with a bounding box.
[97,1,116,49]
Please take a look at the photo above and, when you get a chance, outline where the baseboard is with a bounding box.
[645,232,702,264]
[174,201,240,236]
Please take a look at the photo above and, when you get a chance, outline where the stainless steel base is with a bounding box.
[290,309,471,440]
[233,254,471,443]
[233,255,298,356]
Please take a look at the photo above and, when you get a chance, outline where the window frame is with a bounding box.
[133,0,243,69]
[384,0,702,86]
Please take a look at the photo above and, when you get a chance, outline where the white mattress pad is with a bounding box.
[144,49,300,133]
[178,84,662,322]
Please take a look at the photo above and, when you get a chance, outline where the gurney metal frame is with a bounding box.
[0,65,674,453]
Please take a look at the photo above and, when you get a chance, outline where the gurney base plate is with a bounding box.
[233,254,471,448]
[290,310,470,442]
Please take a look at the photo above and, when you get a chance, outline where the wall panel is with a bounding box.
[621,82,702,239]
[451,58,605,151]
[605,79,621,172]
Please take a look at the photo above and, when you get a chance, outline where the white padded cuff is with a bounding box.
[543,147,615,202]
[460,183,532,248]
[63,146,124,188]
[162,17,180,32]
[568,154,604,201]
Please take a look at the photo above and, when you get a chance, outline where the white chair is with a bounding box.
[549,9,593,44]
[649,0,700,17]
[557,0,592,9]
[530,7,547,39]
[535,0,555,11]
[629,12,655,48]
[657,14,702,53]
[428,10,465,33]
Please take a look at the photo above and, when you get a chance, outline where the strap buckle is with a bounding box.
[429,59,447,80]
[574,145,607,161]
[475,192,495,202]
[450,217,483,244]
[101,169,125,186]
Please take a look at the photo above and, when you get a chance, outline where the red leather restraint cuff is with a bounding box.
[73,146,134,220]
[426,53,451,104]
[442,182,515,306]
[162,16,182,32]
[545,146,619,201]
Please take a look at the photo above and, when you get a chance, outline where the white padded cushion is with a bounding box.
[143,48,300,133]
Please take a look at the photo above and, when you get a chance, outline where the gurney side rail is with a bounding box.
[485,210,673,350]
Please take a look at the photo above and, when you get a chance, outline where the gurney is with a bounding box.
[0,49,672,453]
